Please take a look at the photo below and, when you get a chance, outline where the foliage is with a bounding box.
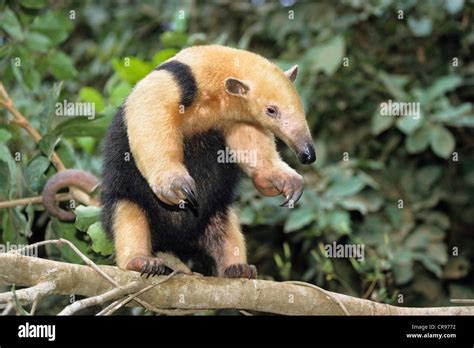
[0,0,473,311]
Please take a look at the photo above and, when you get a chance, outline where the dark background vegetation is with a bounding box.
[0,0,473,313]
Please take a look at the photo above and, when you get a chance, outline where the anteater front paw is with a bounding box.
[224,263,257,279]
[126,256,172,279]
[151,169,198,208]
[252,168,303,207]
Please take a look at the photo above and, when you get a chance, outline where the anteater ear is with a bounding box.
[284,65,298,83]
[224,77,250,97]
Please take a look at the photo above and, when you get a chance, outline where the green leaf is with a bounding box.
[406,225,445,250]
[405,126,430,154]
[151,48,178,68]
[74,205,102,232]
[31,10,73,45]
[11,207,32,239]
[39,82,62,135]
[371,111,394,135]
[0,129,12,143]
[429,125,455,159]
[445,0,464,14]
[109,82,131,107]
[53,114,112,138]
[25,156,50,192]
[325,175,366,199]
[79,87,105,113]
[87,222,113,256]
[39,134,60,158]
[413,252,443,278]
[396,112,423,135]
[303,35,345,75]
[25,32,52,53]
[0,8,23,40]
[391,248,414,285]
[407,16,432,37]
[25,67,41,91]
[425,75,462,102]
[49,220,90,264]
[20,0,47,9]
[112,57,151,85]
[339,193,383,215]
[76,137,96,154]
[159,31,188,48]
[327,210,351,235]
[0,144,17,198]
[48,51,76,80]
[415,165,442,191]
[377,72,409,100]
[284,207,316,233]
[431,103,471,122]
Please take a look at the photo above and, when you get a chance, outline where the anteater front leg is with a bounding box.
[224,122,304,207]
[113,200,171,278]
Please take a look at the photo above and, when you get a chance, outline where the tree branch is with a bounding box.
[0,81,97,207]
[0,252,473,315]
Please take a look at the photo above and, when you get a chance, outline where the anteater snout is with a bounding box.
[297,142,316,164]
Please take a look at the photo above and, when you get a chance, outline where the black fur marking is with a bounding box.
[155,61,197,108]
[101,107,242,275]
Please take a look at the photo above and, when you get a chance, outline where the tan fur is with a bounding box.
[125,45,310,191]
[223,122,281,177]
[125,71,185,192]
[113,200,151,268]
[224,122,302,197]
[221,209,248,272]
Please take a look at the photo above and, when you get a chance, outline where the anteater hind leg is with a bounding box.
[113,200,170,277]
[202,209,257,279]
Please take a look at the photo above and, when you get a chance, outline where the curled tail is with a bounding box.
[42,169,99,221]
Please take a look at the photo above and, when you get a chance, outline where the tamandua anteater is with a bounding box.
[44,45,316,278]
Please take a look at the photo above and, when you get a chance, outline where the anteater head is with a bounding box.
[223,63,316,165]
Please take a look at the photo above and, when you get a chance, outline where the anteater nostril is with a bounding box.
[299,144,316,164]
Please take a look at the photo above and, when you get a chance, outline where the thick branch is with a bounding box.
[0,253,472,315]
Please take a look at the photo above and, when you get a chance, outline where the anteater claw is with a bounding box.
[280,187,304,207]
[132,257,170,278]
[181,186,198,209]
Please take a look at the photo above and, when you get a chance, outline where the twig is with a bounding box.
[0,193,72,209]
[1,303,14,315]
[0,82,65,171]
[451,299,474,304]
[362,278,378,299]
[100,270,178,316]
[58,281,144,316]
[30,299,39,315]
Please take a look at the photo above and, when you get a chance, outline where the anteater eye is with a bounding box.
[265,106,278,117]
